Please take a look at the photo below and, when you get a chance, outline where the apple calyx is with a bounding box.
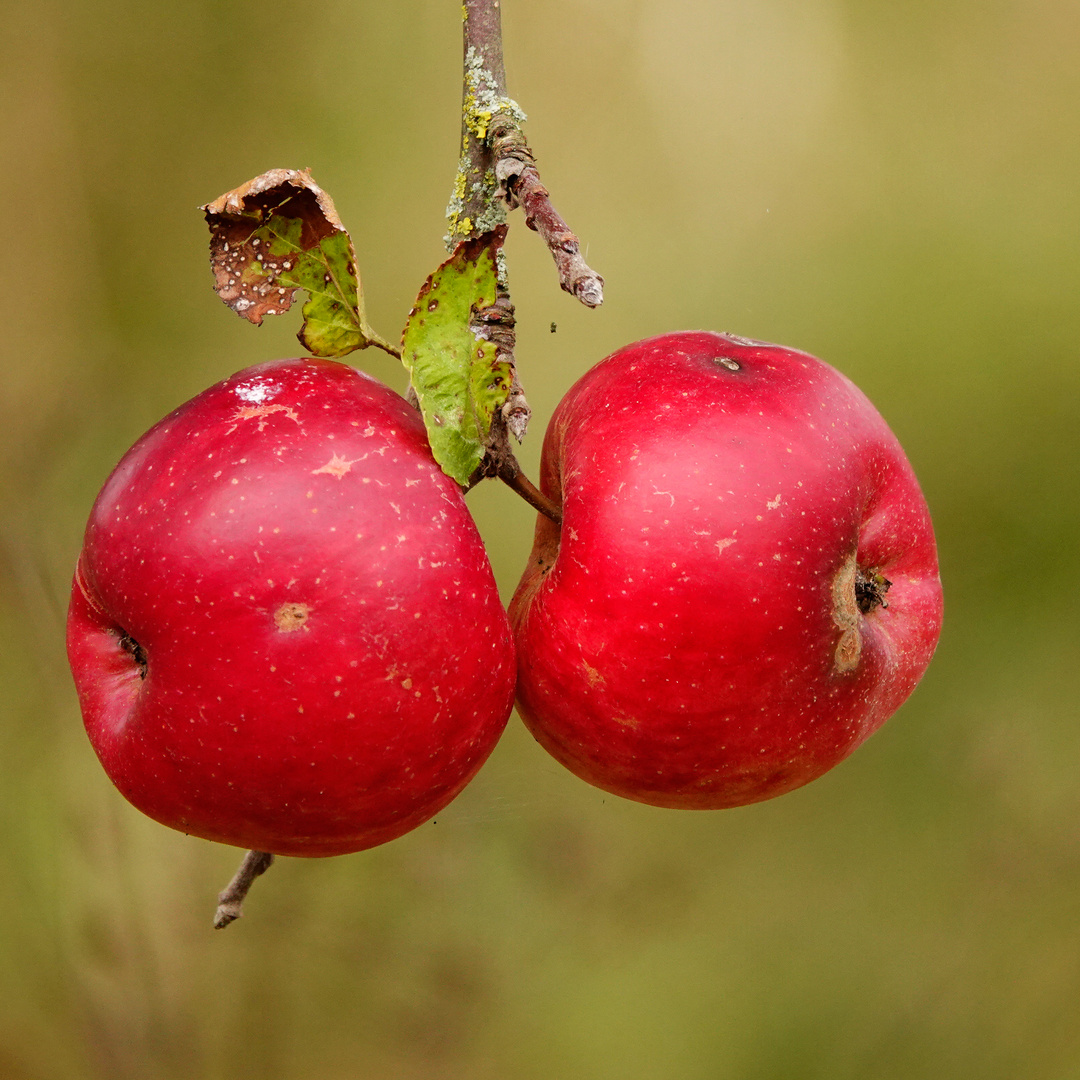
[118,632,148,678]
[831,559,894,674]
[855,569,892,614]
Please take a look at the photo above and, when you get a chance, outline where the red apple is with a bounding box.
[510,332,943,809]
[67,357,515,857]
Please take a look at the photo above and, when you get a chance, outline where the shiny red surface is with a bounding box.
[68,358,515,856]
[511,332,943,808]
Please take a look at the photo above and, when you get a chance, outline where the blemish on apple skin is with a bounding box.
[312,453,360,479]
[582,660,605,687]
[274,602,311,633]
[233,402,300,432]
[831,554,862,673]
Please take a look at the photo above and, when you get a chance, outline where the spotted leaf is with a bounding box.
[401,229,512,486]
[202,169,393,358]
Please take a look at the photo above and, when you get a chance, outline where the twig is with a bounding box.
[444,0,574,524]
[467,300,559,521]
[446,0,513,250]
[213,850,274,929]
[472,296,530,439]
[449,0,604,307]
[490,119,604,307]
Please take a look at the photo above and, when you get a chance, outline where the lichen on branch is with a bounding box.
[445,1,604,308]
[445,46,526,250]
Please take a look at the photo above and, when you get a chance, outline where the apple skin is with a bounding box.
[510,332,943,809]
[67,357,515,857]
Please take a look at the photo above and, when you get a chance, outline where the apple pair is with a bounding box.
[67,332,942,857]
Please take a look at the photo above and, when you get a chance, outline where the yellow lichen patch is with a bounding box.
[274,602,311,633]
[831,552,862,673]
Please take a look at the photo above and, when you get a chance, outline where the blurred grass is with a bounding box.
[3,0,1079,1077]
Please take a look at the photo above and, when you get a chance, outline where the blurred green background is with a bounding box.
[2,0,1079,1076]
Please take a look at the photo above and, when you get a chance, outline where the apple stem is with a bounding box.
[213,849,275,930]
[498,462,563,525]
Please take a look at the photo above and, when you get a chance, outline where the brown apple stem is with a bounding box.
[213,849,274,929]
[497,460,562,525]
[451,0,604,307]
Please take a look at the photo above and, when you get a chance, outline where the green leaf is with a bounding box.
[202,169,394,358]
[401,228,513,486]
